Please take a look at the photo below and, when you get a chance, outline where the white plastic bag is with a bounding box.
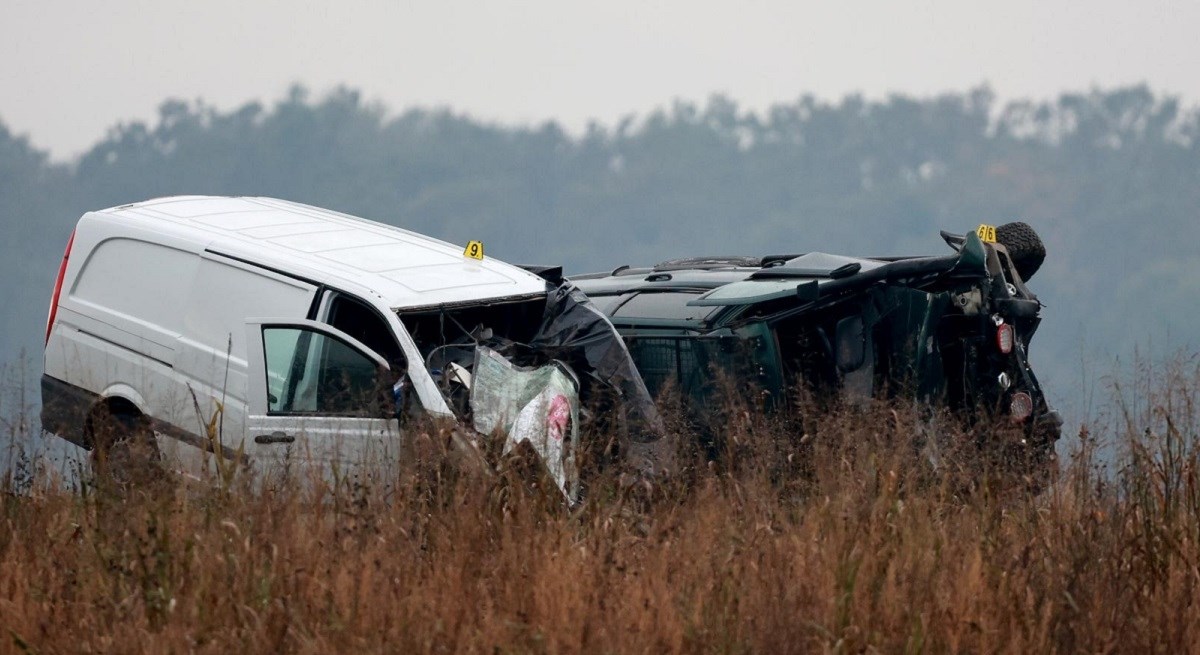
[470,346,579,500]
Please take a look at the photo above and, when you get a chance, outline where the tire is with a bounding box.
[995,222,1046,282]
[89,406,165,491]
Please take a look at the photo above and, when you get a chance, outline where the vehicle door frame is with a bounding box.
[308,287,455,419]
[244,317,404,479]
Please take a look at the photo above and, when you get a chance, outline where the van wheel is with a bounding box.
[89,406,166,491]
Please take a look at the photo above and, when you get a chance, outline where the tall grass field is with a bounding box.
[3,356,1200,653]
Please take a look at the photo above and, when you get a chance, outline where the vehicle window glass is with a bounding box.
[326,295,404,366]
[626,335,747,400]
[612,292,719,322]
[262,327,380,416]
[585,294,628,316]
[263,327,301,409]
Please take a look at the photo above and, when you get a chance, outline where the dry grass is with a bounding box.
[4,357,1200,653]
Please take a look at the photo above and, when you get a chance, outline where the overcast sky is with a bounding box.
[3,0,1198,159]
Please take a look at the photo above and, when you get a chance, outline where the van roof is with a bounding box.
[96,196,549,310]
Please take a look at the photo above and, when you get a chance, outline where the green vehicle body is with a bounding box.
[572,231,1061,458]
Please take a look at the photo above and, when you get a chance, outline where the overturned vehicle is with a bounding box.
[571,223,1062,465]
[40,196,660,500]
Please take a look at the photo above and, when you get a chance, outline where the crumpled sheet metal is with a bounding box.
[529,282,664,444]
[470,345,580,500]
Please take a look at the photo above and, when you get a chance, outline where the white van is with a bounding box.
[40,196,658,493]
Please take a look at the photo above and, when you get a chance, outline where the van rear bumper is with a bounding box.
[40,374,96,449]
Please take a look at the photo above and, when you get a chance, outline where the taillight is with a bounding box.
[45,229,75,345]
[996,323,1014,354]
[1010,392,1034,421]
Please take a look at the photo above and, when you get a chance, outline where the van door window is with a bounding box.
[262,326,382,416]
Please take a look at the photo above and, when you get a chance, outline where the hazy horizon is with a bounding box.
[5,0,1200,159]
[8,81,1197,164]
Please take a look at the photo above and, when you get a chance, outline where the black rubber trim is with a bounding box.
[39,374,248,463]
[306,285,327,320]
[148,418,246,464]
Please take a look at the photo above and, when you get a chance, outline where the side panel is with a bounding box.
[66,236,197,357]
[45,220,203,460]
[41,215,323,477]
[170,254,317,470]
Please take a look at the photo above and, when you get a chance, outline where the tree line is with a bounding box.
[2,84,1198,417]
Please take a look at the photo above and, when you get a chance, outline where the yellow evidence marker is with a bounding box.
[975,224,997,243]
[463,240,485,260]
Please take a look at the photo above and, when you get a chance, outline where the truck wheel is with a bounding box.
[995,222,1046,282]
[89,406,165,491]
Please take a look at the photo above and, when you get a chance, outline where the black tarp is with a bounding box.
[530,282,664,444]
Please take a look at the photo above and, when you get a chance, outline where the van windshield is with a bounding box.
[397,297,549,416]
[399,297,548,358]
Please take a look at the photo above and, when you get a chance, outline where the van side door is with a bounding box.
[244,318,403,482]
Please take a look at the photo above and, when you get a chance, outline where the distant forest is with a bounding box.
[3,85,1198,416]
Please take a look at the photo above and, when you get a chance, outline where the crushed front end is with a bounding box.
[396,279,666,501]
